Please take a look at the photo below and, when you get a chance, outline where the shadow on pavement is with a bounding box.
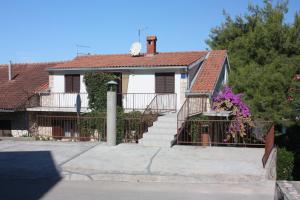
[0,151,61,200]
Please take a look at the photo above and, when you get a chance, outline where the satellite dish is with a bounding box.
[129,42,141,56]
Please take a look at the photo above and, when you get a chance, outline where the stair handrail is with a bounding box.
[177,98,189,130]
[136,95,159,142]
[176,95,210,144]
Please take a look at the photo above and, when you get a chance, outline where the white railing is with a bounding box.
[120,93,177,112]
[36,92,176,111]
[38,93,89,108]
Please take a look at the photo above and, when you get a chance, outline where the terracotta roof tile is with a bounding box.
[0,62,62,110]
[191,50,227,93]
[51,51,208,69]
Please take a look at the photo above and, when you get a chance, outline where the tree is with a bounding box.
[206,0,300,124]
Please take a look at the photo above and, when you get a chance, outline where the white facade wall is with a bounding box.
[45,74,88,108]
[80,75,87,93]
[50,74,86,93]
[175,73,181,110]
[127,74,155,93]
[52,75,64,92]
[49,71,186,111]
[126,72,182,111]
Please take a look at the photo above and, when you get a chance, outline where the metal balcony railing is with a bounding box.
[37,92,89,108]
[118,93,177,112]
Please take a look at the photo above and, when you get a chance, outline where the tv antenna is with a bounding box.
[76,44,91,56]
[138,27,148,43]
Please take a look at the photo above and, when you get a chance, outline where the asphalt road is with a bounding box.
[0,179,275,200]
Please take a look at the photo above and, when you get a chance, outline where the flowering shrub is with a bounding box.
[213,86,254,140]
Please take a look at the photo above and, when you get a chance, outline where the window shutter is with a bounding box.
[155,73,175,93]
[65,75,73,93]
[72,75,80,93]
[155,74,165,93]
[165,74,175,93]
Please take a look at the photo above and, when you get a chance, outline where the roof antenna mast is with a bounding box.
[138,27,148,43]
[76,44,91,56]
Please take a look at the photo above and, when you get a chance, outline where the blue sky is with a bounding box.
[0,0,299,63]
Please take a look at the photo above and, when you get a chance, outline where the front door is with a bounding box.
[155,73,175,93]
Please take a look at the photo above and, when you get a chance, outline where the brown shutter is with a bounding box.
[65,75,73,93]
[155,73,174,93]
[155,74,165,93]
[72,75,80,93]
[165,74,175,93]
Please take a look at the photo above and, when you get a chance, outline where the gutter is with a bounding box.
[0,109,15,112]
[48,65,188,72]
[185,91,211,98]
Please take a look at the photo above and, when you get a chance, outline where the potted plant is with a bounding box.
[201,123,210,146]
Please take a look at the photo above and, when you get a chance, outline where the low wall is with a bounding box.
[0,112,28,137]
[265,147,277,180]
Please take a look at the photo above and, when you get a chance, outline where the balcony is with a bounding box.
[27,92,90,112]
[27,92,177,113]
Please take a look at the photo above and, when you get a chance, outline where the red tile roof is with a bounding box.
[50,51,208,69]
[0,50,227,110]
[191,50,227,93]
[0,62,61,110]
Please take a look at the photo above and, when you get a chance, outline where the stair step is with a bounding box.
[159,114,177,119]
[147,126,177,134]
[152,122,177,129]
[143,134,175,141]
[156,118,177,123]
[139,113,178,147]
[139,138,175,147]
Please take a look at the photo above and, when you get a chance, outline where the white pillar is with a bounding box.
[107,90,117,145]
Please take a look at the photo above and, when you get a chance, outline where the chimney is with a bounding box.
[8,61,13,81]
[146,35,157,55]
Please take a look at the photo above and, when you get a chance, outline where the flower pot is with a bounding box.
[201,124,210,146]
[201,132,209,146]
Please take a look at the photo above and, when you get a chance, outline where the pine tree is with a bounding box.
[206,0,300,124]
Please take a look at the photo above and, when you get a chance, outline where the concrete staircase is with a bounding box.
[139,113,177,147]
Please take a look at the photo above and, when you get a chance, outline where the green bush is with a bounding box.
[84,72,118,111]
[277,148,294,180]
[84,72,145,143]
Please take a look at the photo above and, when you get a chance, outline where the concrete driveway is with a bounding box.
[0,140,269,182]
[0,140,275,199]
[0,140,97,179]
[62,143,268,183]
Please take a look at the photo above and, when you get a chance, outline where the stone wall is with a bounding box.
[0,112,28,137]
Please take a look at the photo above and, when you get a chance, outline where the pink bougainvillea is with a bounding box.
[213,86,254,140]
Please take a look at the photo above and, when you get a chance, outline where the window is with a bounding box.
[65,74,80,93]
[155,73,175,93]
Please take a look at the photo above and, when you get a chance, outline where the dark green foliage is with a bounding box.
[83,72,145,143]
[206,0,300,124]
[288,78,300,125]
[84,72,118,111]
[276,125,300,180]
[277,147,294,180]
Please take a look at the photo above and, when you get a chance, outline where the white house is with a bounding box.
[0,35,229,139]
[28,35,229,113]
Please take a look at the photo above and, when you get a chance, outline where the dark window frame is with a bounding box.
[155,73,175,93]
[65,74,80,93]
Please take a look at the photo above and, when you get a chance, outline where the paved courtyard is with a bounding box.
[0,140,275,199]
[62,143,268,183]
[0,140,269,182]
